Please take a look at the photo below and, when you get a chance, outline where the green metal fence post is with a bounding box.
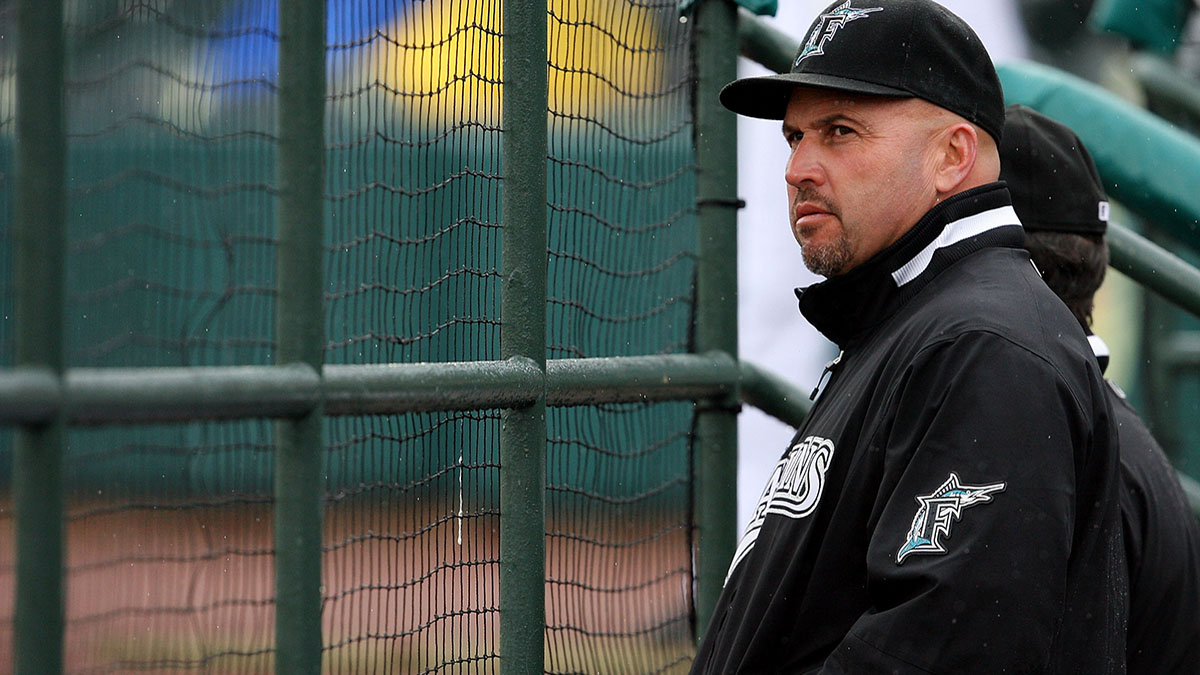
[275,0,326,673]
[12,0,66,672]
[500,0,549,669]
[1108,221,1200,318]
[692,0,740,642]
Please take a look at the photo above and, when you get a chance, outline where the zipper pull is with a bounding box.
[809,350,844,401]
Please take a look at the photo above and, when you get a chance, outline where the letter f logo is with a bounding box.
[795,1,884,66]
[897,473,1006,564]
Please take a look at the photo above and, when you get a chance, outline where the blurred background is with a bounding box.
[0,1,704,670]
[1,0,1199,671]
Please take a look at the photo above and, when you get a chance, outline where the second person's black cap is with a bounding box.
[999,105,1109,235]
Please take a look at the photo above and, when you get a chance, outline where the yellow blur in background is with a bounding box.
[388,0,666,126]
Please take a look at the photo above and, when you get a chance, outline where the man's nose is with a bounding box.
[784,143,824,187]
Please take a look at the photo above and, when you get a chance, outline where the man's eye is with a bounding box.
[831,125,855,137]
[786,131,803,146]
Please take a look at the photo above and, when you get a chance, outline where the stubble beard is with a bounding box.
[792,186,851,277]
[801,235,852,277]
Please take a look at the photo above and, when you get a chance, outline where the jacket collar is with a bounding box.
[1088,333,1110,375]
[796,183,1024,347]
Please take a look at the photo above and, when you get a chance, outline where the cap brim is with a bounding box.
[719,72,911,119]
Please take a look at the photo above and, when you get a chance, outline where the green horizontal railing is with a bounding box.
[1130,52,1200,124]
[1181,472,1200,513]
[1107,221,1200,319]
[0,352,816,425]
[736,8,794,75]
[740,360,811,428]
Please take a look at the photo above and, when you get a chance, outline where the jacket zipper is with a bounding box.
[809,350,844,401]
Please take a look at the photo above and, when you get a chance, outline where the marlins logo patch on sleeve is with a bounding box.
[897,472,1006,565]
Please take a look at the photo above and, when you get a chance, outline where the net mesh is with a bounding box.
[0,0,700,672]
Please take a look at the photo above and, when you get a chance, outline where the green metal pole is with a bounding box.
[1178,470,1200,518]
[12,0,66,672]
[0,354,807,425]
[500,0,548,668]
[692,0,740,643]
[274,0,326,672]
[739,361,811,429]
[736,7,796,75]
[1107,221,1200,319]
[547,352,737,407]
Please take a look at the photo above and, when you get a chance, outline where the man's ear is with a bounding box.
[933,123,978,194]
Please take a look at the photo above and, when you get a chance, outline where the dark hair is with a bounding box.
[1023,230,1108,331]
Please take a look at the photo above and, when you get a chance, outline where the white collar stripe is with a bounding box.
[1088,334,1109,360]
[891,205,1022,287]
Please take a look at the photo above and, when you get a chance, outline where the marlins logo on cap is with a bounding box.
[795,1,883,66]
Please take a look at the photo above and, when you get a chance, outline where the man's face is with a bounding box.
[782,87,943,277]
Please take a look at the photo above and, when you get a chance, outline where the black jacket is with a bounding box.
[693,184,1126,674]
[1092,337,1200,675]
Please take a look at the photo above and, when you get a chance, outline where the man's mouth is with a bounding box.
[793,204,834,229]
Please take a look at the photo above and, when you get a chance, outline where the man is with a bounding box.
[693,1,1126,672]
[1000,104,1200,674]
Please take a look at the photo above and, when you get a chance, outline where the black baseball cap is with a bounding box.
[999,105,1109,235]
[720,0,1005,142]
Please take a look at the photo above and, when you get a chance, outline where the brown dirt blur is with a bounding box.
[0,499,694,674]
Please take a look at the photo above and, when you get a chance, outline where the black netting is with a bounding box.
[60,422,276,671]
[546,403,695,674]
[55,3,275,670]
[0,0,700,671]
[324,411,501,672]
[324,0,503,366]
[541,0,698,668]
